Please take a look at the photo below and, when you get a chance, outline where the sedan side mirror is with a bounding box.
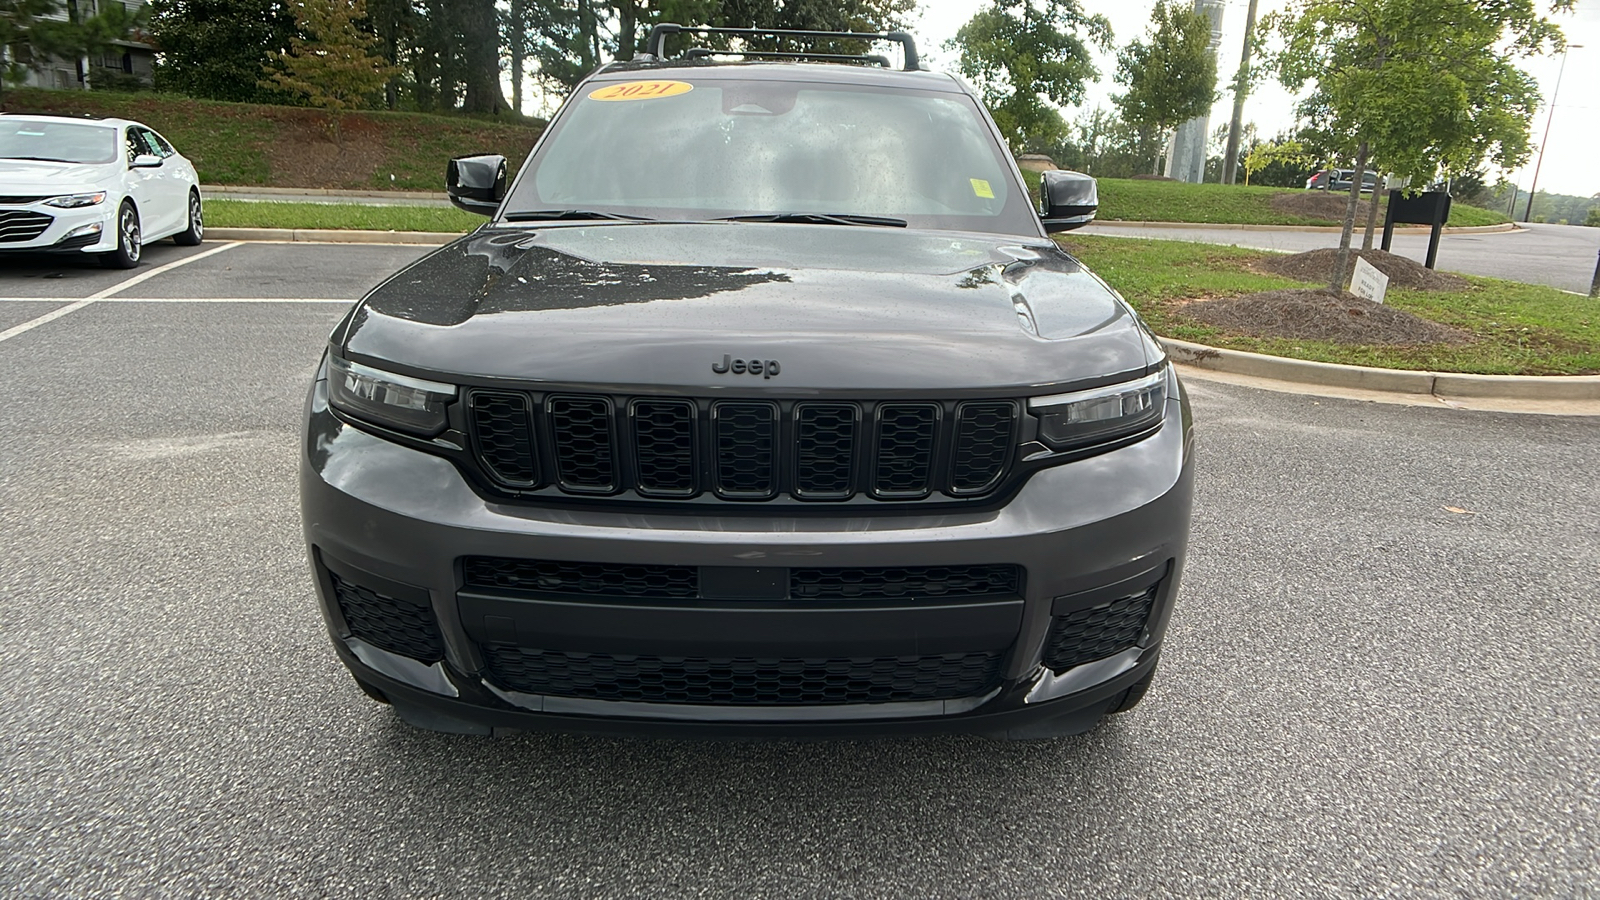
[131,154,163,169]
[447,154,508,216]
[1039,170,1097,233]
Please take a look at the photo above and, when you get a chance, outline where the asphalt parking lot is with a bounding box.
[2,241,1597,897]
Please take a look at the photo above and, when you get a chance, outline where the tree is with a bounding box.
[266,0,399,145]
[150,0,299,103]
[948,0,1112,152]
[1268,0,1566,290]
[1112,0,1218,174]
[1242,139,1310,186]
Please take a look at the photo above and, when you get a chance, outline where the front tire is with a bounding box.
[173,191,204,246]
[100,202,142,269]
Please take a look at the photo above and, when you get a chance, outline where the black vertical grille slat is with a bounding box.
[632,399,697,496]
[873,404,939,498]
[793,403,858,498]
[469,391,540,487]
[548,396,616,492]
[714,402,777,499]
[463,394,1024,503]
[950,401,1016,494]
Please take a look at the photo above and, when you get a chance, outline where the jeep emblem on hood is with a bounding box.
[712,355,781,379]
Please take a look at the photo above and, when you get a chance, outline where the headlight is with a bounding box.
[43,191,108,209]
[328,355,456,436]
[1028,367,1167,451]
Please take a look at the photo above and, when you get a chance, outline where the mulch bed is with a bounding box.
[1258,248,1471,291]
[1270,190,1379,223]
[1179,288,1474,346]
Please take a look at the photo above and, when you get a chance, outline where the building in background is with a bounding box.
[10,0,154,91]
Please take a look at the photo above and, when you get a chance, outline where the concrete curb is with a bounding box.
[1092,220,1518,235]
[1161,337,1600,401]
[203,184,449,200]
[208,227,460,245]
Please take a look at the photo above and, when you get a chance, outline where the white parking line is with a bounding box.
[87,241,243,300]
[0,242,243,345]
[0,297,351,304]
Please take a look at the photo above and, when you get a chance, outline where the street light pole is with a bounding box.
[1523,44,1582,223]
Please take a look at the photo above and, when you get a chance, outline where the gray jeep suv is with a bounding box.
[300,25,1194,739]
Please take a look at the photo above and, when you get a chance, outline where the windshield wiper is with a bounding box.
[3,156,76,163]
[714,213,907,228]
[502,209,655,222]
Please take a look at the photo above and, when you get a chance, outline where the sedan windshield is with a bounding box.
[508,76,1036,235]
[0,120,118,164]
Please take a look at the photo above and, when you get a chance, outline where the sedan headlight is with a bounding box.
[328,355,456,436]
[1029,367,1167,451]
[43,191,108,209]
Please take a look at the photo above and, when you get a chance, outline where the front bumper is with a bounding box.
[0,202,116,254]
[300,374,1195,738]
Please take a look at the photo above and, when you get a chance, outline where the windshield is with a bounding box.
[507,76,1037,235]
[0,120,117,164]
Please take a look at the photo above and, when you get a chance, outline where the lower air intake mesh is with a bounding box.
[483,648,1004,705]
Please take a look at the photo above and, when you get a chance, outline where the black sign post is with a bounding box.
[1380,190,1452,269]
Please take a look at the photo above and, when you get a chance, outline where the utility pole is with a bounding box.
[1221,0,1260,185]
[1523,44,1582,222]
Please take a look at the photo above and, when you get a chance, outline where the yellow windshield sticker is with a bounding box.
[970,178,995,199]
[588,81,694,101]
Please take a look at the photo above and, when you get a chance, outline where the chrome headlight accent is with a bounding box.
[43,191,108,209]
[328,355,457,436]
[1028,367,1167,452]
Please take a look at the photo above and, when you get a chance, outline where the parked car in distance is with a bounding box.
[0,113,204,268]
[301,24,1194,741]
[1305,169,1379,193]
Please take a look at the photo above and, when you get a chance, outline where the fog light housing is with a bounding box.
[63,222,104,239]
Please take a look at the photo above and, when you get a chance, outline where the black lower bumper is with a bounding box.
[333,637,1159,740]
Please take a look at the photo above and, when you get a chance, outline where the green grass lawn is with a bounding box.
[1065,234,1599,375]
[1049,178,1508,228]
[207,199,483,232]
[6,88,542,191]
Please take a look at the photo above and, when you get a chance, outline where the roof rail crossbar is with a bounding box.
[683,47,893,67]
[646,23,920,71]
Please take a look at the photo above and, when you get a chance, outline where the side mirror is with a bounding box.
[1039,170,1097,233]
[131,154,163,169]
[446,154,507,216]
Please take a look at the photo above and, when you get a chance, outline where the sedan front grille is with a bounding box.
[0,210,52,243]
[464,391,1017,503]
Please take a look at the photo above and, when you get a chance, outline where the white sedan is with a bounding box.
[0,114,203,268]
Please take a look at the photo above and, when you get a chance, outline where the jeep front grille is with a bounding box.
[463,391,1017,503]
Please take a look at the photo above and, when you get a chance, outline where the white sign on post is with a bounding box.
[1349,256,1389,304]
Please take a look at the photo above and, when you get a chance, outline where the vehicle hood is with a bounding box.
[0,159,111,194]
[340,223,1161,393]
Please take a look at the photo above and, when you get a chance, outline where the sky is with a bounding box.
[904,0,1600,199]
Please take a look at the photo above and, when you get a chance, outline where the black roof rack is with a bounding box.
[645,24,921,71]
[682,48,893,68]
